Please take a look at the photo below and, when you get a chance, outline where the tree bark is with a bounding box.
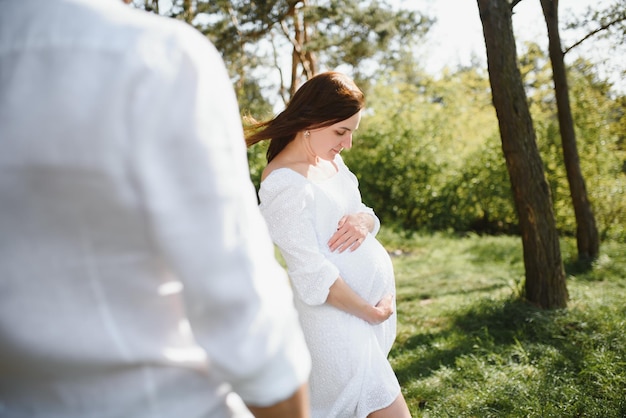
[182,0,193,24]
[286,1,316,97]
[144,0,159,13]
[476,0,568,309]
[540,0,600,261]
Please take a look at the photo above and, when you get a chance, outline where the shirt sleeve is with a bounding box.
[128,25,309,406]
[259,172,341,306]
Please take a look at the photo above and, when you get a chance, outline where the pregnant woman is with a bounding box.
[245,72,411,418]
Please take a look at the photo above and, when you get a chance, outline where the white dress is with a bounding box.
[259,155,400,418]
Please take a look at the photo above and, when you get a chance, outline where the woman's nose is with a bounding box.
[342,135,353,149]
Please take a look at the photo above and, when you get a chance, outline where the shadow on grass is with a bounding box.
[392,297,582,383]
[388,234,626,415]
[392,293,626,416]
[398,281,509,304]
[564,257,594,276]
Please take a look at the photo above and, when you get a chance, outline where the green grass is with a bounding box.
[377,229,626,418]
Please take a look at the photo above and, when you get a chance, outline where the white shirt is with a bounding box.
[0,1,310,417]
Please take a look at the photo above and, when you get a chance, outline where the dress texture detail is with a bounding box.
[259,155,400,418]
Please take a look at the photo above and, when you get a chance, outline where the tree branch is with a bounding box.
[564,14,626,55]
[280,17,313,79]
[510,0,524,11]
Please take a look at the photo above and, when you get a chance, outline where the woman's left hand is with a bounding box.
[328,213,373,253]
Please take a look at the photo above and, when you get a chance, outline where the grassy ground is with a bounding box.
[377,229,626,418]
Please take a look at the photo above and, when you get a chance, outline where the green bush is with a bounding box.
[345,123,445,231]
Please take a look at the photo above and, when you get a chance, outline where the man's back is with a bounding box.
[0,1,310,417]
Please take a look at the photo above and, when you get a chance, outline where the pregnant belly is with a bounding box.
[325,234,394,304]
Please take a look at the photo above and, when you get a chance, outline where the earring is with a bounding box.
[304,130,310,138]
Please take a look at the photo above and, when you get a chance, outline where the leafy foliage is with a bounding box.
[520,45,626,241]
[343,68,518,233]
[341,51,625,242]
[142,0,433,107]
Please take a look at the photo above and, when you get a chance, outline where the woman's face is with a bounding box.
[309,111,361,161]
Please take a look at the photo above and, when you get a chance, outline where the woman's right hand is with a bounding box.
[367,294,394,325]
[326,278,394,325]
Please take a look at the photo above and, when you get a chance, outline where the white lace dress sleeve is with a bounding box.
[258,171,341,305]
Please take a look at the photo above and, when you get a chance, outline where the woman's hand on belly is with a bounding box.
[370,294,395,325]
[326,277,395,325]
[327,212,375,253]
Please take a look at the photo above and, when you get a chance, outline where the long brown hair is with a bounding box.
[245,71,365,163]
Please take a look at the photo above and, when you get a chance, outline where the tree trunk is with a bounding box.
[287,1,315,97]
[540,0,600,261]
[144,0,159,13]
[476,0,568,309]
[182,0,193,24]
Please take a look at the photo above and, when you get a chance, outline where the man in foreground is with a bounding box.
[0,0,310,416]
